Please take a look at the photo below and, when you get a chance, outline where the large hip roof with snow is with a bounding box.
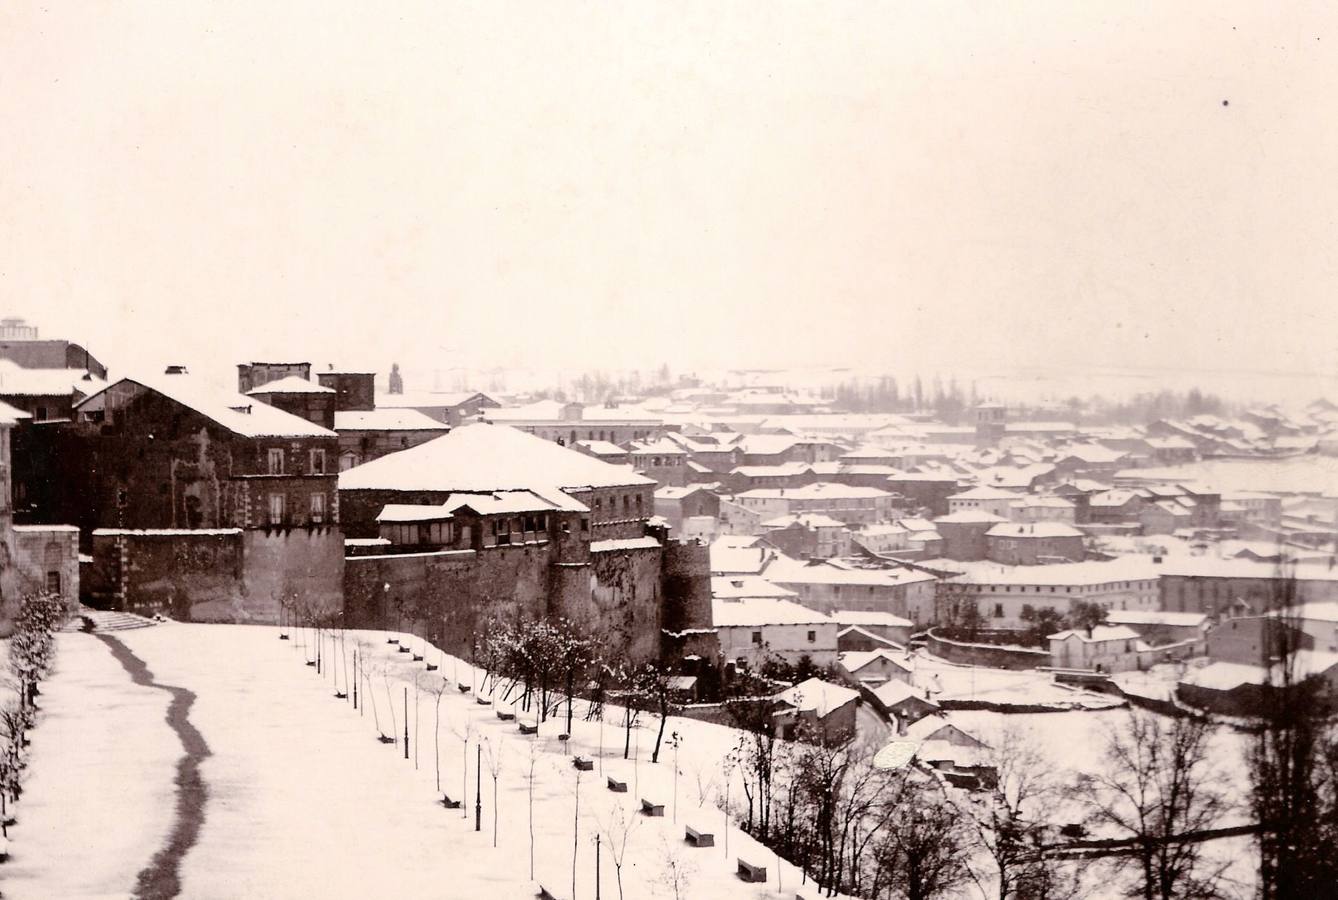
[338,421,655,493]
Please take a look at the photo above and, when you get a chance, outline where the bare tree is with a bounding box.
[427,676,449,792]
[600,800,641,900]
[1079,709,1229,900]
[1250,590,1338,899]
[870,777,972,900]
[658,833,695,900]
[961,725,1062,900]
[482,736,506,848]
[448,711,475,818]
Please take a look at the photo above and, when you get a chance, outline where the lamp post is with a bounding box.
[475,744,482,832]
[404,687,410,760]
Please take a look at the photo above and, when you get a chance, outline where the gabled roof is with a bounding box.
[338,423,653,493]
[77,373,336,439]
[840,649,912,675]
[873,679,938,709]
[775,678,859,713]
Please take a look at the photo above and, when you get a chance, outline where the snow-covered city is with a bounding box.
[5,3,1338,899]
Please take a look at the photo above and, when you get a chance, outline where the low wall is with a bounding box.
[926,628,1050,670]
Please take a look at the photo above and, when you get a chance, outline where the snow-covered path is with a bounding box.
[3,633,179,900]
[8,623,837,899]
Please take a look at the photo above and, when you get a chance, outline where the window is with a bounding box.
[807,630,816,643]
[267,448,285,475]
[309,449,326,475]
[580,518,590,532]
[310,493,326,524]
[268,493,285,525]
[35,406,49,422]
[623,495,630,514]
[751,631,763,646]
[635,494,642,512]
[994,603,1004,618]
[46,571,61,594]
[495,518,512,545]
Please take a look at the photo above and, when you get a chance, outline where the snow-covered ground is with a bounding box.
[6,624,842,899]
[910,651,1123,709]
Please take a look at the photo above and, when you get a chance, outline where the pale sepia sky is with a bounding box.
[2,2,1337,384]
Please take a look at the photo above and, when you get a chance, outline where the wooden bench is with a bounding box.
[684,825,713,847]
[519,722,538,735]
[573,756,594,771]
[279,633,290,640]
[441,794,461,809]
[458,682,471,693]
[425,662,438,671]
[475,697,490,705]
[412,654,424,662]
[397,646,411,654]
[387,638,399,644]
[640,799,665,817]
[536,885,564,900]
[737,859,767,883]
[496,710,516,721]
[607,776,627,793]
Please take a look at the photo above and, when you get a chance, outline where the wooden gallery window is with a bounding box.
[310,493,326,524]
[267,448,285,475]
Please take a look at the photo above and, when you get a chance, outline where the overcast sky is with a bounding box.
[3,2,1337,384]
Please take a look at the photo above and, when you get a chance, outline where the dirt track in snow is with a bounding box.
[96,633,211,900]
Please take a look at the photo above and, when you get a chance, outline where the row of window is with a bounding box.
[592,493,643,518]
[960,580,1153,594]
[267,492,326,525]
[750,629,818,645]
[267,448,328,476]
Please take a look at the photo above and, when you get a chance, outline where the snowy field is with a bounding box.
[5,624,845,900]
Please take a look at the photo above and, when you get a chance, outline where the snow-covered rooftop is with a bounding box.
[774,677,859,713]
[335,409,450,431]
[77,373,336,439]
[338,423,654,493]
[839,649,911,675]
[1047,625,1144,643]
[711,575,797,600]
[831,609,913,628]
[712,596,831,628]
[246,375,334,395]
[985,522,1084,539]
[939,557,1161,586]
[948,486,1023,501]
[0,359,106,397]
